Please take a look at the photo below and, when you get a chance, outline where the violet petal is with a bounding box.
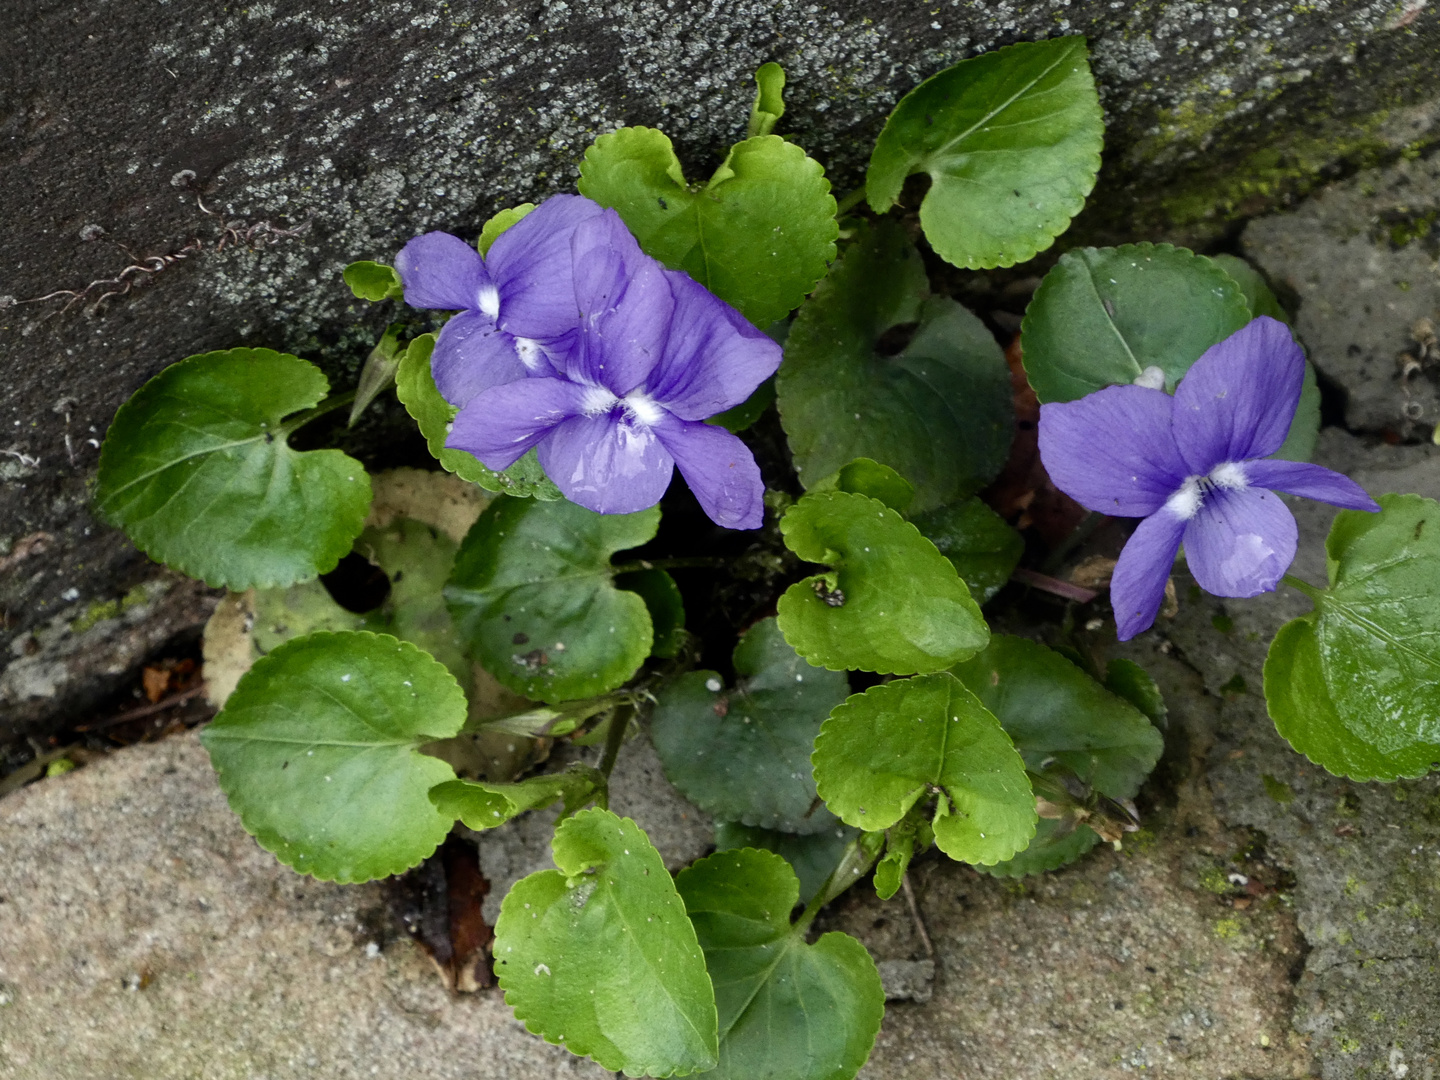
[448,377,589,471]
[1172,316,1304,474]
[566,210,673,393]
[1183,485,1298,598]
[652,413,766,530]
[537,410,676,515]
[395,231,491,312]
[1110,511,1187,641]
[431,311,528,410]
[646,269,782,420]
[1037,386,1189,517]
[1239,459,1381,512]
[487,195,606,340]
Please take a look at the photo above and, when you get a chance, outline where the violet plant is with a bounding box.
[92,39,1439,1080]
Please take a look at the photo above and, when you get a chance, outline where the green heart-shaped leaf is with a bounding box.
[777,221,1012,513]
[810,457,916,514]
[777,491,989,675]
[614,568,686,660]
[430,764,606,830]
[1019,243,1252,404]
[479,203,535,255]
[200,630,466,882]
[394,334,562,499]
[343,260,404,301]
[578,126,837,327]
[651,617,849,833]
[1265,494,1440,781]
[94,349,372,590]
[910,497,1024,604]
[865,36,1102,270]
[812,672,1036,864]
[952,636,1164,875]
[677,847,883,1080]
[446,496,657,702]
[494,808,718,1076]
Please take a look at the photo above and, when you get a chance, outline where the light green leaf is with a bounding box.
[812,673,1036,864]
[952,636,1164,875]
[873,811,933,901]
[479,203,535,255]
[394,334,562,499]
[777,221,1012,513]
[430,764,606,830]
[446,497,658,703]
[95,349,372,590]
[494,808,719,1076]
[865,36,1103,270]
[651,618,848,833]
[777,491,989,675]
[909,497,1024,604]
[810,457,916,514]
[349,323,405,426]
[251,580,365,654]
[199,631,466,882]
[578,126,837,327]
[1019,243,1253,404]
[748,62,786,138]
[343,260,404,301]
[1265,494,1440,781]
[677,848,884,1080]
[713,822,857,905]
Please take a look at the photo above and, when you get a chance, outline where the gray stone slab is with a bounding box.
[1243,152,1440,437]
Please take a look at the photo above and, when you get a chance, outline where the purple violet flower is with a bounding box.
[394,195,606,409]
[1038,316,1380,641]
[448,207,782,530]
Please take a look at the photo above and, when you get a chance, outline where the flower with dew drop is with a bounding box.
[447,206,781,530]
[1038,316,1379,640]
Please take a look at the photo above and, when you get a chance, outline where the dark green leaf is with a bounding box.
[200,631,466,882]
[777,491,989,675]
[677,848,883,1080]
[777,221,1012,512]
[95,349,372,590]
[910,497,1024,604]
[1103,658,1168,730]
[1208,254,1287,322]
[706,376,776,434]
[479,203,535,255]
[614,569,686,659]
[713,822,857,905]
[812,673,1036,864]
[495,808,718,1076]
[748,62,786,138]
[343,260,404,301]
[446,497,657,702]
[952,636,1164,875]
[1019,243,1252,404]
[651,617,848,833]
[1265,495,1440,781]
[865,36,1102,270]
[430,764,605,830]
[394,334,562,499]
[578,127,837,327]
[810,457,916,514]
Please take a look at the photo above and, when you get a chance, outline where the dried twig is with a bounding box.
[75,684,207,732]
[900,873,936,962]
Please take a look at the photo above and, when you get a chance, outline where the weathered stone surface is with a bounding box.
[1244,152,1440,437]
[4,0,1440,742]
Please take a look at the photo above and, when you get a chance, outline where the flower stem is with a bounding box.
[610,556,728,575]
[597,707,631,780]
[279,390,358,436]
[1282,573,1324,600]
[834,187,868,217]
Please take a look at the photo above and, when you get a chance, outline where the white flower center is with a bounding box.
[623,392,664,426]
[514,337,544,370]
[580,386,619,416]
[477,283,500,319]
[1164,461,1250,521]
